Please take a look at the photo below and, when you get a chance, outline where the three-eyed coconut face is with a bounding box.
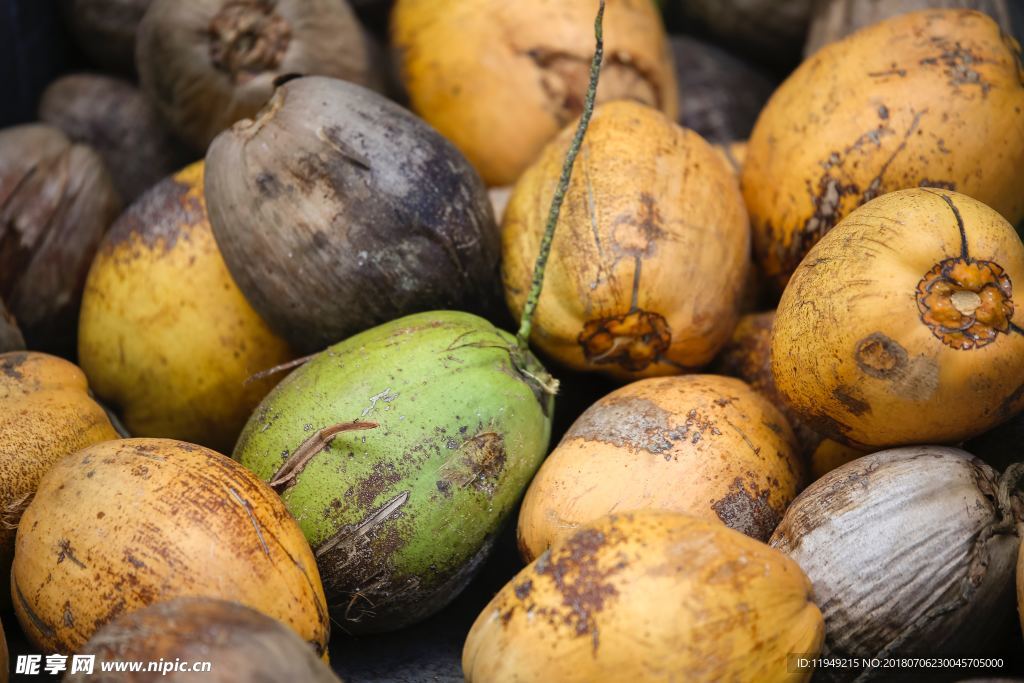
[772,188,1024,448]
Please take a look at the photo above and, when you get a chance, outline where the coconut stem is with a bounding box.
[514,0,606,353]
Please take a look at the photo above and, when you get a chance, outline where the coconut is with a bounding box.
[772,188,1024,448]
[0,298,23,353]
[502,100,749,379]
[743,9,1024,288]
[391,0,677,186]
[12,438,329,655]
[0,124,121,355]
[670,36,777,144]
[78,162,293,453]
[517,374,802,562]
[66,598,339,682]
[714,310,868,477]
[60,0,152,75]
[0,352,118,611]
[39,74,194,203]
[464,511,824,682]
[204,76,500,353]
[136,0,378,152]
[233,311,553,633]
[771,447,1023,678]
[805,0,1023,56]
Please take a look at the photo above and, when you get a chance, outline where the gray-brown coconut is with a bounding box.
[137,0,378,152]
[670,35,778,143]
[60,0,153,75]
[675,0,814,66]
[39,74,194,203]
[805,0,1023,56]
[205,76,500,353]
[0,124,121,356]
[770,447,1023,681]
[66,598,339,683]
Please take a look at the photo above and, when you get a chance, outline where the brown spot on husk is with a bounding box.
[855,333,909,378]
[103,175,203,253]
[579,309,671,371]
[436,432,507,496]
[711,477,781,541]
[833,386,870,416]
[533,526,625,651]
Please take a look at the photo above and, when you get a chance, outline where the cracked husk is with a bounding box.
[503,101,749,380]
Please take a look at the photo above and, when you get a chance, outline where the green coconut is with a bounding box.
[234,311,553,632]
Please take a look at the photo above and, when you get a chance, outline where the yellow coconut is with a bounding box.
[715,311,869,477]
[0,352,117,609]
[503,100,749,380]
[78,162,293,452]
[517,375,801,561]
[743,9,1024,288]
[391,0,677,186]
[773,188,1024,448]
[12,438,329,655]
[464,511,824,682]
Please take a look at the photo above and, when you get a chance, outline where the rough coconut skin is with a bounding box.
[503,101,750,380]
[465,511,824,682]
[392,0,678,186]
[771,446,1023,680]
[0,352,117,612]
[78,162,293,453]
[234,310,553,633]
[12,438,330,656]
[743,9,1024,288]
[67,598,339,683]
[517,374,802,562]
[772,188,1024,448]
[206,76,501,353]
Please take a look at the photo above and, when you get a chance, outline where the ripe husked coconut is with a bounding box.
[465,511,824,682]
[805,0,1023,56]
[502,101,749,380]
[78,162,293,452]
[137,0,378,151]
[12,438,329,655]
[39,74,194,202]
[743,9,1024,288]
[771,447,1023,679]
[391,0,678,186]
[772,189,1024,448]
[517,374,802,562]
[205,76,500,353]
[670,36,777,144]
[0,124,121,355]
[66,598,339,682]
